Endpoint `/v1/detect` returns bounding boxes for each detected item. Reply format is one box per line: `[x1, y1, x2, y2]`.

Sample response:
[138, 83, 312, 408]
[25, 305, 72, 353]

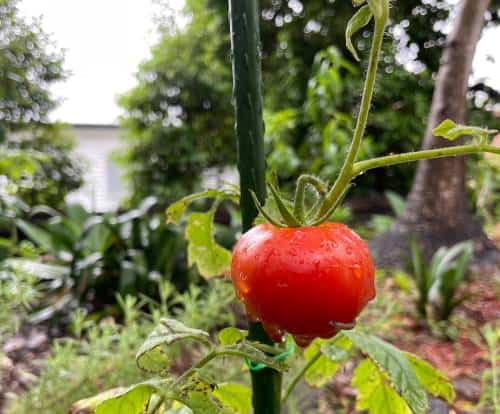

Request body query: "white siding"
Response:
[66, 125, 126, 212]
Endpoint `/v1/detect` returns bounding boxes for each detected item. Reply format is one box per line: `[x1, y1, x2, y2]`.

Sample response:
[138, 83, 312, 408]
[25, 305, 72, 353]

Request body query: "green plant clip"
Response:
[245, 340, 296, 371]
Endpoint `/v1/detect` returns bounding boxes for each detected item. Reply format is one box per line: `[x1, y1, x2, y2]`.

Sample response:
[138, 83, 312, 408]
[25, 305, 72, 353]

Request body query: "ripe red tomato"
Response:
[231, 222, 375, 347]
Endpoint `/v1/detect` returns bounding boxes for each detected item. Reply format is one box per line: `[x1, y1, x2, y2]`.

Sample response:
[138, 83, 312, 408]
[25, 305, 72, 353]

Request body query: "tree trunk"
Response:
[373, 0, 499, 268]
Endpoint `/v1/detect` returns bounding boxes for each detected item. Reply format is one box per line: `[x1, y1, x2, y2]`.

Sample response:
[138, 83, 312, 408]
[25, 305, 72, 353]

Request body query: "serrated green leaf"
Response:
[218, 328, 248, 345]
[95, 382, 161, 414]
[71, 387, 128, 413]
[181, 374, 217, 395]
[185, 212, 232, 279]
[166, 189, 239, 225]
[321, 335, 353, 362]
[346, 5, 373, 61]
[303, 339, 340, 387]
[353, 359, 412, 414]
[166, 190, 218, 225]
[136, 318, 210, 373]
[213, 383, 251, 414]
[404, 353, 455, 404]
[183, 391, 231, 414]
[169, 375, 231, 414]
[432, 119, 497, 141]
[344, 331, 428, 414]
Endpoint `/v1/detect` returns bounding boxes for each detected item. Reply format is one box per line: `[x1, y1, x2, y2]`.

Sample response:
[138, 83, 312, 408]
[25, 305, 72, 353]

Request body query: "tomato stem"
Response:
[351, 143, 500, 177]
[293, 175, 328, 224]
[317, 4, 389, 221]
[282, 350, 322, 403]
[309, 183, 352, 226]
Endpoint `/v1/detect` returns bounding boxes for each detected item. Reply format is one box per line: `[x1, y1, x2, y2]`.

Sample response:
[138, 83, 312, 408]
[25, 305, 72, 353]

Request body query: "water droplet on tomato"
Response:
[293, 230, 304, 241]
[262, 321, 284, 343]
[351, 264, 361, 279]
[239, 282, 250, 295]
[346, 246, 353, 255]
[322, 240, 339, 250]
[277, 281, 288, 288]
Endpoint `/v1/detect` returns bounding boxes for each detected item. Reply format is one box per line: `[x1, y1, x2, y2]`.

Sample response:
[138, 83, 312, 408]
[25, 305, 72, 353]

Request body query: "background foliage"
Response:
[118, 0, 499, 205]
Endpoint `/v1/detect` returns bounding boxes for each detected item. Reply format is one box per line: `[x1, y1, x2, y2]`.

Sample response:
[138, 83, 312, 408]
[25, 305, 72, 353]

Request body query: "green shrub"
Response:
[16, 198, 193, 317]
[0, 263, 39, 343]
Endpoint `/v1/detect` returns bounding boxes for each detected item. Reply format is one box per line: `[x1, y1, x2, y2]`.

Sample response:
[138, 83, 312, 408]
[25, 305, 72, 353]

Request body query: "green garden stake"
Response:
[228, 0, 283, 412]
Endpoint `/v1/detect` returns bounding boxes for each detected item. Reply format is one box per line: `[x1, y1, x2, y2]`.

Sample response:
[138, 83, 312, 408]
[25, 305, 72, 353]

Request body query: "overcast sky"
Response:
[18, 0, 500, 125]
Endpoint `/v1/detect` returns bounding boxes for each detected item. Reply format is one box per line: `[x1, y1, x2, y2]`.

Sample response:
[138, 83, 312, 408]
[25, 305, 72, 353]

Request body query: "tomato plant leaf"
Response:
[94, 382, 161, 414]
[166, 190, 235, 225]
[320, 334, 352, 361]
[346, 5, 373, 61]
[304, 339, 340, 387]
[71, 387, 128, 413]
[182, 391, 230, 414]
[404, 352, 455, 404]
[185, 211, 232, 279]
[136, 318, 210, 373]
[171, 374, 233, 414]
[352, 359, 412, 414]
[213, 383, 252, 414]
[344, 331, 428, 414]
[163, 403, 192, 414]
[432, 119, 497, 141]
[218, 327, 248, 345]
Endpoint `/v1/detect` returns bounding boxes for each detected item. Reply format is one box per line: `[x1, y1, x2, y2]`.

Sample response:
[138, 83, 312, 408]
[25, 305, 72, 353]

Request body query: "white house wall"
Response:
[66, 124, 126, 212]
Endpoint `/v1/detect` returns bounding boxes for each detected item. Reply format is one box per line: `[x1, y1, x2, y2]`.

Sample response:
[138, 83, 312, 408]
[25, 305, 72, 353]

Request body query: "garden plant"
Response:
[72, 1, 499, 413]
[407, 238, 473, 322]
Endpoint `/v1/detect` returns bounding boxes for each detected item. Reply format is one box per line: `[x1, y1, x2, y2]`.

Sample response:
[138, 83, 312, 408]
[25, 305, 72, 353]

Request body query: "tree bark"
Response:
[373, 0, 499, 268]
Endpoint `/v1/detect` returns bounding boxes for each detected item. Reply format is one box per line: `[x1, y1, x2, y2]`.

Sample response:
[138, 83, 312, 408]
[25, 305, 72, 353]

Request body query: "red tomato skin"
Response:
[231, 222, 375, 344]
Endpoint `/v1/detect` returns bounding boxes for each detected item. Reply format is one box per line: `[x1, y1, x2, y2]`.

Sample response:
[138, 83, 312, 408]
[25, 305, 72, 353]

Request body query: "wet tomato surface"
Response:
[231, 222, 376, 347]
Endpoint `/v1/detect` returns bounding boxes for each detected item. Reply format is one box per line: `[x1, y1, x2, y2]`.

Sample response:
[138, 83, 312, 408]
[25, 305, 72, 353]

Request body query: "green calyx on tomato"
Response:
[250, 174, 349, 228]
[231, 222, 376, 347]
